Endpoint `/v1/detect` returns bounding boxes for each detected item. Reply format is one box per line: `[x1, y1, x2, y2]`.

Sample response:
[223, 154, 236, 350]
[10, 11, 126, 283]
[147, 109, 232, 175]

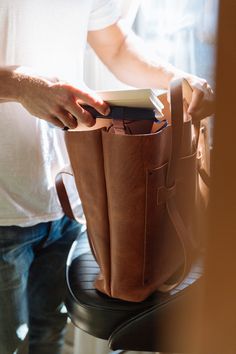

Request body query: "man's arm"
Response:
[88, 21, 214, 121]
[0, 66, 109, 128]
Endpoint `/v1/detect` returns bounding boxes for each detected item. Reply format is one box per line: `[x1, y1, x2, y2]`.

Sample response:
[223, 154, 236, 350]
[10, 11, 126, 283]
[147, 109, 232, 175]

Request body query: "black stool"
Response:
[65, 234, 202, 353]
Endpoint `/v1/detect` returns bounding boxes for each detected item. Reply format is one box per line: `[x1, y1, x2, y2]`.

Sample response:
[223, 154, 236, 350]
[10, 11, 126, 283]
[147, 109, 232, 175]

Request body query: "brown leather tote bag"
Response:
[56, 78, 207, 302]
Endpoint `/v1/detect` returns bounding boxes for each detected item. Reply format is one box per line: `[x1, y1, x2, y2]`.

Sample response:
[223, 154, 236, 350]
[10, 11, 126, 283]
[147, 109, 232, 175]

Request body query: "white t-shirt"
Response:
[0, 0, 119, 226]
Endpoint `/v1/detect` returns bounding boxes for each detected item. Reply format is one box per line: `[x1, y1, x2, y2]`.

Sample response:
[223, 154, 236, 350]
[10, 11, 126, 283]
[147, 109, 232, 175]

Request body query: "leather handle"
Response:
[55, 171, 75, 220]
[158, 78, 196, 292]
[166, 78, 185, 188]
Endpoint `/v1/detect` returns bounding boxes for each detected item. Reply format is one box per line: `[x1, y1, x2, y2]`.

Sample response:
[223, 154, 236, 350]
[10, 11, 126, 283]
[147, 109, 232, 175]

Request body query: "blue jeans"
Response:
[0, 215, 85, 354]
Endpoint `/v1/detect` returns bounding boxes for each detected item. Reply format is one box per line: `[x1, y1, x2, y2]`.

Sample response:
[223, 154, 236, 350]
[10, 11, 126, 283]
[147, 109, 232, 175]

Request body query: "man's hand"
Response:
[169, 74, 215, 122]
[185, 75, 215, 121]
[0, 66, 110, 129]
[18, 75, 110, 129]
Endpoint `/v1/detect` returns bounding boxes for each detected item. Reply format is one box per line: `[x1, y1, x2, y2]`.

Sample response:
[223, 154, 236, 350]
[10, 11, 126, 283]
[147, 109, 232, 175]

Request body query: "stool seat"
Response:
[65, 234, 203, 352]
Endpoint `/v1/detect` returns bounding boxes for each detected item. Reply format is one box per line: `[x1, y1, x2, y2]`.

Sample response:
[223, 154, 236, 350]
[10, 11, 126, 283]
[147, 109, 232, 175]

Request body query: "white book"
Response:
[97, 88, 165, 119]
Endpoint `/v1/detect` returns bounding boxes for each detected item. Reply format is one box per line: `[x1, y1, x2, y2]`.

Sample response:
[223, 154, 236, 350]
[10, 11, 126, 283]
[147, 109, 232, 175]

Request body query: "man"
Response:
[0, 1, 214, 353]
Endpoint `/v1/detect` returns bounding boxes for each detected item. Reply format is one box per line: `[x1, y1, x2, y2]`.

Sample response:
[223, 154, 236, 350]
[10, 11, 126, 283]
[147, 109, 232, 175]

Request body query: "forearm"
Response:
[88, 23, 185, 90]
[89, 22, 214, 120]
[111, 41, 214, 119]
[105, 35, 184, 89]
[0, 66, 56, 104]
[0, 66, 22, 102]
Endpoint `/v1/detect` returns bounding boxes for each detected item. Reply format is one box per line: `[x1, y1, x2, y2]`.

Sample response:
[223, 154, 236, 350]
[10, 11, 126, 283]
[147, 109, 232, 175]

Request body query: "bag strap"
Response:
[158, 78, 197, 292]
[166, 79, 184, 188]
[55, 171, 75, 220]
[112, 118, 126, 135]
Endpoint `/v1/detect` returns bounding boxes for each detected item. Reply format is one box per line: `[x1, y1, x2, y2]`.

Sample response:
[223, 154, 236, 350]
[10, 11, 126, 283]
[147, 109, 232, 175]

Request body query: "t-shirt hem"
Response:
[0, 211, 65, 227]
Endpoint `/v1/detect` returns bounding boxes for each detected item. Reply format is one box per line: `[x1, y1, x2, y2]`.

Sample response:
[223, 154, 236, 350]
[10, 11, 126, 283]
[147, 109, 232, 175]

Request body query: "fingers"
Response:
[188, 98, 215, 121]
[66, 103, 96, 127]
[187, 81, 214, 121]
[51, 83, 110, 128]
[54, 110, 78, 129]
[183, 98, 191, 122]
[67, 90, 110, 127]
[72, 88, 110, 116]
[187, 89, 204, 117]
[47, 116, 65, 129]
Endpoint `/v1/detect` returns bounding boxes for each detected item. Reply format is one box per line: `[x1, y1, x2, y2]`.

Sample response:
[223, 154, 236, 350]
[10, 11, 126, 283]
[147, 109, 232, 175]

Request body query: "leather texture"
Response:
[57, 78, 208, 302]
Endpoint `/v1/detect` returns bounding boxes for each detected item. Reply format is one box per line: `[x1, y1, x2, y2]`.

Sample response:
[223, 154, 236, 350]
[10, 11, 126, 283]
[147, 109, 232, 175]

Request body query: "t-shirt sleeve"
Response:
[88, 0, 120, 31]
